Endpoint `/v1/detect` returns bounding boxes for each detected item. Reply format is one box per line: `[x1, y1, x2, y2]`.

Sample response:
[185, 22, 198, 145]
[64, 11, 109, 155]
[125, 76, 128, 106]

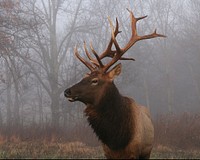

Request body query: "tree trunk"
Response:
[6, 64, 12, 127]
[13, 80, 20, 127]
[142, 71, 150, 110]
[0, 109, 3, 127]
[187, 61, 200, 103]
[38, 85, 44, 126]
[5, 64, 12, 139]
[51, 94, 60, 128]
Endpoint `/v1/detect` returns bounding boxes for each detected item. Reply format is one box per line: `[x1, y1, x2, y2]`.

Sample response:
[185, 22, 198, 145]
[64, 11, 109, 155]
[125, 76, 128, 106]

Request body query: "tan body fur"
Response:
[65, 65, 154, 159]
[103, 101, 154, 159]
[64, 9, 164, 159]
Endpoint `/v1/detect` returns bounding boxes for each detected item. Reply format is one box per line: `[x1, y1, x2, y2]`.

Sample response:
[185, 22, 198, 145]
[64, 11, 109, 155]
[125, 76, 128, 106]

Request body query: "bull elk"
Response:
[64, 9, 165, 159]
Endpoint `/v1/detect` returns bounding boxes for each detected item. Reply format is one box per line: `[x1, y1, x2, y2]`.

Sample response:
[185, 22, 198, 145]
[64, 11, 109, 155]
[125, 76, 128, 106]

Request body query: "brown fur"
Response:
[65, 8, 164, 158]
[102, 103, 154, 159]
[85, 96, 154, 159]
[65, 65, 154, 159]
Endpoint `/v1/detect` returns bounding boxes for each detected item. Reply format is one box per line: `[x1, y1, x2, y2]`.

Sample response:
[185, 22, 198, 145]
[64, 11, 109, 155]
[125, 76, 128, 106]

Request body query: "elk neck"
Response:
[84, 82, 135, 150]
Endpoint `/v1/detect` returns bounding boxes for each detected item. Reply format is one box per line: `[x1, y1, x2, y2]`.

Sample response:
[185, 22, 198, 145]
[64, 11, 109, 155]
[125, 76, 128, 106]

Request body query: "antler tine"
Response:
[109, 17, 122, 54]
[74, 46, 95, 71]
[120, 57, 135, 61]
[126, 8, 147, 36]
[74, 9, 165, 74]
[121, 9, 166, 53]
[90, 42, 104, 68]
[99, 17, 121, 59]
[102, 9, 166, 72]
[83, 41, 93, 60]
[137, 29, 167, 41]
[101, 17, 125, 72]
[83, 41, 99, 67]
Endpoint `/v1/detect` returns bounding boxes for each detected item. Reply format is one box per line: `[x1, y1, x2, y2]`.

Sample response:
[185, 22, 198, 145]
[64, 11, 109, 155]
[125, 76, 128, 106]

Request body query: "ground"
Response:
[0, 140, 199, 159]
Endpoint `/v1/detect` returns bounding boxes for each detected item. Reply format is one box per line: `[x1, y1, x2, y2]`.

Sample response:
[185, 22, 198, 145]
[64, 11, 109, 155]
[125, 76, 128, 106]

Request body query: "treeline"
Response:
[0, 0, 200, 130]
[0, 112, 200, 151]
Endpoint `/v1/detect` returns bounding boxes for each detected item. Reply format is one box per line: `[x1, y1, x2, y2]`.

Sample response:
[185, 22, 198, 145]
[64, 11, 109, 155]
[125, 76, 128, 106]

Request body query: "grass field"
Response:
[0, 113, 199, 159]
[0, 140, 200, 159]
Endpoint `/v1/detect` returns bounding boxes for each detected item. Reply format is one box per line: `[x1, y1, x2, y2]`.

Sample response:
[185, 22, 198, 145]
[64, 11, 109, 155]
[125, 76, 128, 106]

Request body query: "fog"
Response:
[0, 0, 199, 140]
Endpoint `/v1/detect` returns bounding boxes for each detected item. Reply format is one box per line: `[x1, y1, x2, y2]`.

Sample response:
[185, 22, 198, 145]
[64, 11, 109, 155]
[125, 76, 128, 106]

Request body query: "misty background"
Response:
[0, 0, 199, 141]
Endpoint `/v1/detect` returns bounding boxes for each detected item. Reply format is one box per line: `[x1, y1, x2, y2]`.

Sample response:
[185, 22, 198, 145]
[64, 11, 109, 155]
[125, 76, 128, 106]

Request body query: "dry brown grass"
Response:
[154, 112, 200, 150]
[0, 139, 104, 158]
[0, 112, 200, 158]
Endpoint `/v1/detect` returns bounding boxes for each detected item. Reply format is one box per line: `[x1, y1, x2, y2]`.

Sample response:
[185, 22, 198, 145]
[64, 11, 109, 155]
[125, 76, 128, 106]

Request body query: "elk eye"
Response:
[91, 78, 98, 86]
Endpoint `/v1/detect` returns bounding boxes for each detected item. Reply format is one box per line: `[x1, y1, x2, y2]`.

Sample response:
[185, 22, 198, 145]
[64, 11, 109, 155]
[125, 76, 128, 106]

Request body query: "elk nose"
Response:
[64, 88, 71, 97]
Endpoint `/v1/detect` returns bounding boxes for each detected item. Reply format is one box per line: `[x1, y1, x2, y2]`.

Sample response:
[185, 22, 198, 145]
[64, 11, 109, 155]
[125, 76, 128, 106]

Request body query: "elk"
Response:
[64, 9, 165, 159]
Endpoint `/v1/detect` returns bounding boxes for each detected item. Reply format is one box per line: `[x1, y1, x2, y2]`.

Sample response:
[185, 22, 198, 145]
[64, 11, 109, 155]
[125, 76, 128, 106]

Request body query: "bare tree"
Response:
[0, 0, 24, 127]
[180, 0, 200, 104]
[9, 0, 101, 127]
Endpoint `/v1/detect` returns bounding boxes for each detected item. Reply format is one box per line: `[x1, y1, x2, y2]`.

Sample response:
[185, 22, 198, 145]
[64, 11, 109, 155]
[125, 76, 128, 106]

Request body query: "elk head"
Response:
[64, 9, 166, 105]
[64, 63, 122, 105]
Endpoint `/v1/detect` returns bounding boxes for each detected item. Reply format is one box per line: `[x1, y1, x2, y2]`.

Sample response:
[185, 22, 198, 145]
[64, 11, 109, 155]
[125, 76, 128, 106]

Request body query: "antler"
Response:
[99, 18, 121, 59]
[74, 46, 95, 71]
[74, 9, 166, 73]
[101, 8, 166, 72]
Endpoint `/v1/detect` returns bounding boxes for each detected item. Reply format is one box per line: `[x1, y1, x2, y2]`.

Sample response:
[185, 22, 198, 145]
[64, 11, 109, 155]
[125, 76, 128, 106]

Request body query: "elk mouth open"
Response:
[67, 97, 78, 102]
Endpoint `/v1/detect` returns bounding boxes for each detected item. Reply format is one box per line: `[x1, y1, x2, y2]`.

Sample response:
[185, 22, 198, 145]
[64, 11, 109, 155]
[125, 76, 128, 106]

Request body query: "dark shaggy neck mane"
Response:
[84, 83, 134, 150]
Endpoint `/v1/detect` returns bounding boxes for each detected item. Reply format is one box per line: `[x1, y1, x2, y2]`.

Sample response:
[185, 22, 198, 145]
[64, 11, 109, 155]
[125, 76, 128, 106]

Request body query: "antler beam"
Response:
[74, 46, 95, 71]
[74, 9, 166, 73]
[101, 8, 166, 72]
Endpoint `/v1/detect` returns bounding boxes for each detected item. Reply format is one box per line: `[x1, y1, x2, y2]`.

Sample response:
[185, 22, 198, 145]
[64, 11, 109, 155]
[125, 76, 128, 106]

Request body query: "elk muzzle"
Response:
[64, 88, 78, 102]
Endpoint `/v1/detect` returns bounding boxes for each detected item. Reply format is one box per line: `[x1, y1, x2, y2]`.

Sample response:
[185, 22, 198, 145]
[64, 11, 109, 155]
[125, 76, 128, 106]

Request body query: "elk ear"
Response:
[107, 63, 122, 80]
